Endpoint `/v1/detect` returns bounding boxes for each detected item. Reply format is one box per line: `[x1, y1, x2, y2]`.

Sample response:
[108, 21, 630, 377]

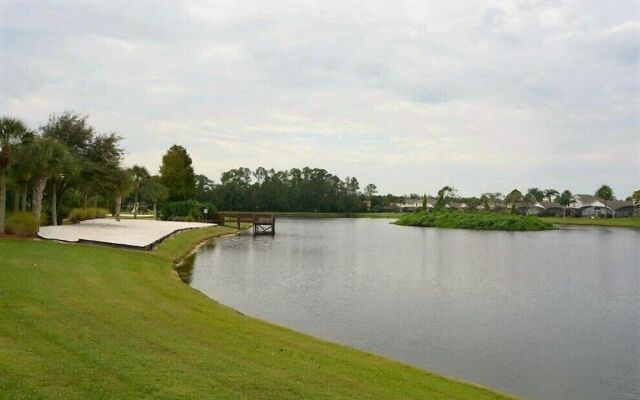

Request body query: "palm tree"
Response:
[0, 117, 28, 234]
[526, 188, 544, 202]
[505, 189, 523, 214]
[26, 137, 73, 228]
[595, 185, 614, 218]
[543, 189, 559, 202]
[10, 141, 35, 212]
[142, 178, 168, 220]
[128, 165, 150, 219]
[557, 190, 574, 218]
[113, 168, 133, 222]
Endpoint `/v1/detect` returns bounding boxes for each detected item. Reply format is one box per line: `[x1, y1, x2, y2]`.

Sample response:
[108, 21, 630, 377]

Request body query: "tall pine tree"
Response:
[159, 145, 197, 201]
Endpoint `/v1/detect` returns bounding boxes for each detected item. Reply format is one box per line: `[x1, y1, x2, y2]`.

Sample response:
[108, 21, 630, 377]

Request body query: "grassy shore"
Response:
[396, 211, 554, 231]
[540, 217, 640, 228]
[0, 227, 514, 399]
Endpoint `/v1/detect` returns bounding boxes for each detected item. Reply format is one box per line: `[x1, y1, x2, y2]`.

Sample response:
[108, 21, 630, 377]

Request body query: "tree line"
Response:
[194, 167, 377, 213]
[425, 185, 638, 211]
[2, 112, 637, 235]
[0, 113, 127, 233]
[1, 111, 378, 234]
[0, 113, 200, 233]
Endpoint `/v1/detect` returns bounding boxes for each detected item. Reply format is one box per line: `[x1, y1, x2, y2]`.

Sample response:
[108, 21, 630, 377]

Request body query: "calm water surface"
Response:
[190, 219, 640, 400]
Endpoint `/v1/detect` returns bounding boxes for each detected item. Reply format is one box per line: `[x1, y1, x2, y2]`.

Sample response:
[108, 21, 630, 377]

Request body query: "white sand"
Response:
[38, 219, 215, 249]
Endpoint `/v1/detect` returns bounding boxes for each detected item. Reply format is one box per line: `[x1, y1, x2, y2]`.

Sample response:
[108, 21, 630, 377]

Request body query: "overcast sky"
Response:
[1, 1, 638, 197]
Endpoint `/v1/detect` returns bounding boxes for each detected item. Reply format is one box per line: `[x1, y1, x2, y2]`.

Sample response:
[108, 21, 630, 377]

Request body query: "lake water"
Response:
[188, 218, 640, 400]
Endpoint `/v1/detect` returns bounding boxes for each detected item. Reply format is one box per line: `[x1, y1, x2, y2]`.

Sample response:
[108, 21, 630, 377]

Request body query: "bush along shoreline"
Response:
[68, 207, 108, 223]
[395, 210, 555, 231]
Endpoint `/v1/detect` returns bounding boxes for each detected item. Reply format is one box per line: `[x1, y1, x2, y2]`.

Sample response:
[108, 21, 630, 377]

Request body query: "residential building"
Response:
[539, 201, 566, 217]
[607, 200, 635, 217]
[572, 194, 613, 217]
[516, 202, 545, 215]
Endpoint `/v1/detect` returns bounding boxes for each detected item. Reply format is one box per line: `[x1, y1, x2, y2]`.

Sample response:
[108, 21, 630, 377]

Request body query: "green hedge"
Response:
[395, 211, 554, 231]
[6, 212, 39, 237]
[159, 200, 217, 222]
[68, 208, 108, 223]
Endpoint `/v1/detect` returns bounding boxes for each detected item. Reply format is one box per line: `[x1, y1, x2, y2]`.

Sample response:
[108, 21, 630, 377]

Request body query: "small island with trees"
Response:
[395, 210, 554, 231]
[394, 187, 554, 231]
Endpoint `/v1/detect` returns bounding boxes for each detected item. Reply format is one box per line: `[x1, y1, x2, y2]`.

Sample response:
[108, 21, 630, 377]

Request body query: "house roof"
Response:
[607, 200, 634, 210]
[574, 194, 601, 203]
[574, 194, 607, 209]
[540, 201, 564, 209]
[516, 202, 544, 208]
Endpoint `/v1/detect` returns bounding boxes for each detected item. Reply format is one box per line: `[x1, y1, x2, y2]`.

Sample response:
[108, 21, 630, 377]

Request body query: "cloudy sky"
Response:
[1, 0, 638, 197]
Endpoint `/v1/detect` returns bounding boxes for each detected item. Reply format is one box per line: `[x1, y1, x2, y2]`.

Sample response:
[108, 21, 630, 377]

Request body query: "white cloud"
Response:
[1, 0, 638, 196]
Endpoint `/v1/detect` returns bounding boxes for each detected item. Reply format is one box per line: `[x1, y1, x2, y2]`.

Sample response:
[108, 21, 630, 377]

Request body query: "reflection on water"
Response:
[176, 240, 218, 284]
[190, 219, 640, 400]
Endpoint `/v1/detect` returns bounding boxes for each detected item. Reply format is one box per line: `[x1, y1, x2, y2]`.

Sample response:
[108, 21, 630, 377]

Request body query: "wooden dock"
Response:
[217, 213, 276, 236]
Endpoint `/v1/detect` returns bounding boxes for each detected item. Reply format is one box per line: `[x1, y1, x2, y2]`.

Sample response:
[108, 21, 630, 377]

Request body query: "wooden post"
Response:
[271, 214, 276, 236]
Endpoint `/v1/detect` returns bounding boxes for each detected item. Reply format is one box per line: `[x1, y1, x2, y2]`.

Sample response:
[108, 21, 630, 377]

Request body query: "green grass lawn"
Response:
[540, 217, 640, 228]
[0, 227, 515, 399]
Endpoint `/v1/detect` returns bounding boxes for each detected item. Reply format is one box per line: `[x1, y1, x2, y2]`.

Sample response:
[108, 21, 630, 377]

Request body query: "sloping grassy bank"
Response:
[541, 217, 640, 228]
[396, 211, 554, 231]
[0, 228, 515, 399]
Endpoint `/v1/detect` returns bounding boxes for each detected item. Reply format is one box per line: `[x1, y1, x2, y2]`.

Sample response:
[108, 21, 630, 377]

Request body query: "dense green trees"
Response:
[141, 177, 169, 219]
[197, 167, 368, 213]
[1, 113, 129, 231]
[160, 145, 197, 201]
[525, 188, 544, 202]
[41, 112, 124, 218]
[27, 137, 75, 224]
[0, 118, 30, 233]
[2, 112, 637, 230]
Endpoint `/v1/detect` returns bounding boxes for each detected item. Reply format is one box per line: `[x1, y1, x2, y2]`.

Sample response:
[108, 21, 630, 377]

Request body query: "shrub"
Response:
[6, 212, 39, 237]
[395, 210, 554, 231]
[68, 207, 108, 223]
[40, 212, 50, 227]
[159, 200, 217, 222]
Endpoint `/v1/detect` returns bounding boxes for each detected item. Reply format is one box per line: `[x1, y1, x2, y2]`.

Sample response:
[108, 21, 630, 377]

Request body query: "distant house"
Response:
[398, 197, 421, 211]
[488, 201, 509, 213]
[398, 197, 435, 212]
[447, 202, 468, 211]
[607, 200, 635, 217]
[539, 201, 566, 217]
[516, 202, 545, 216]
[572, 194, 613, 217]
